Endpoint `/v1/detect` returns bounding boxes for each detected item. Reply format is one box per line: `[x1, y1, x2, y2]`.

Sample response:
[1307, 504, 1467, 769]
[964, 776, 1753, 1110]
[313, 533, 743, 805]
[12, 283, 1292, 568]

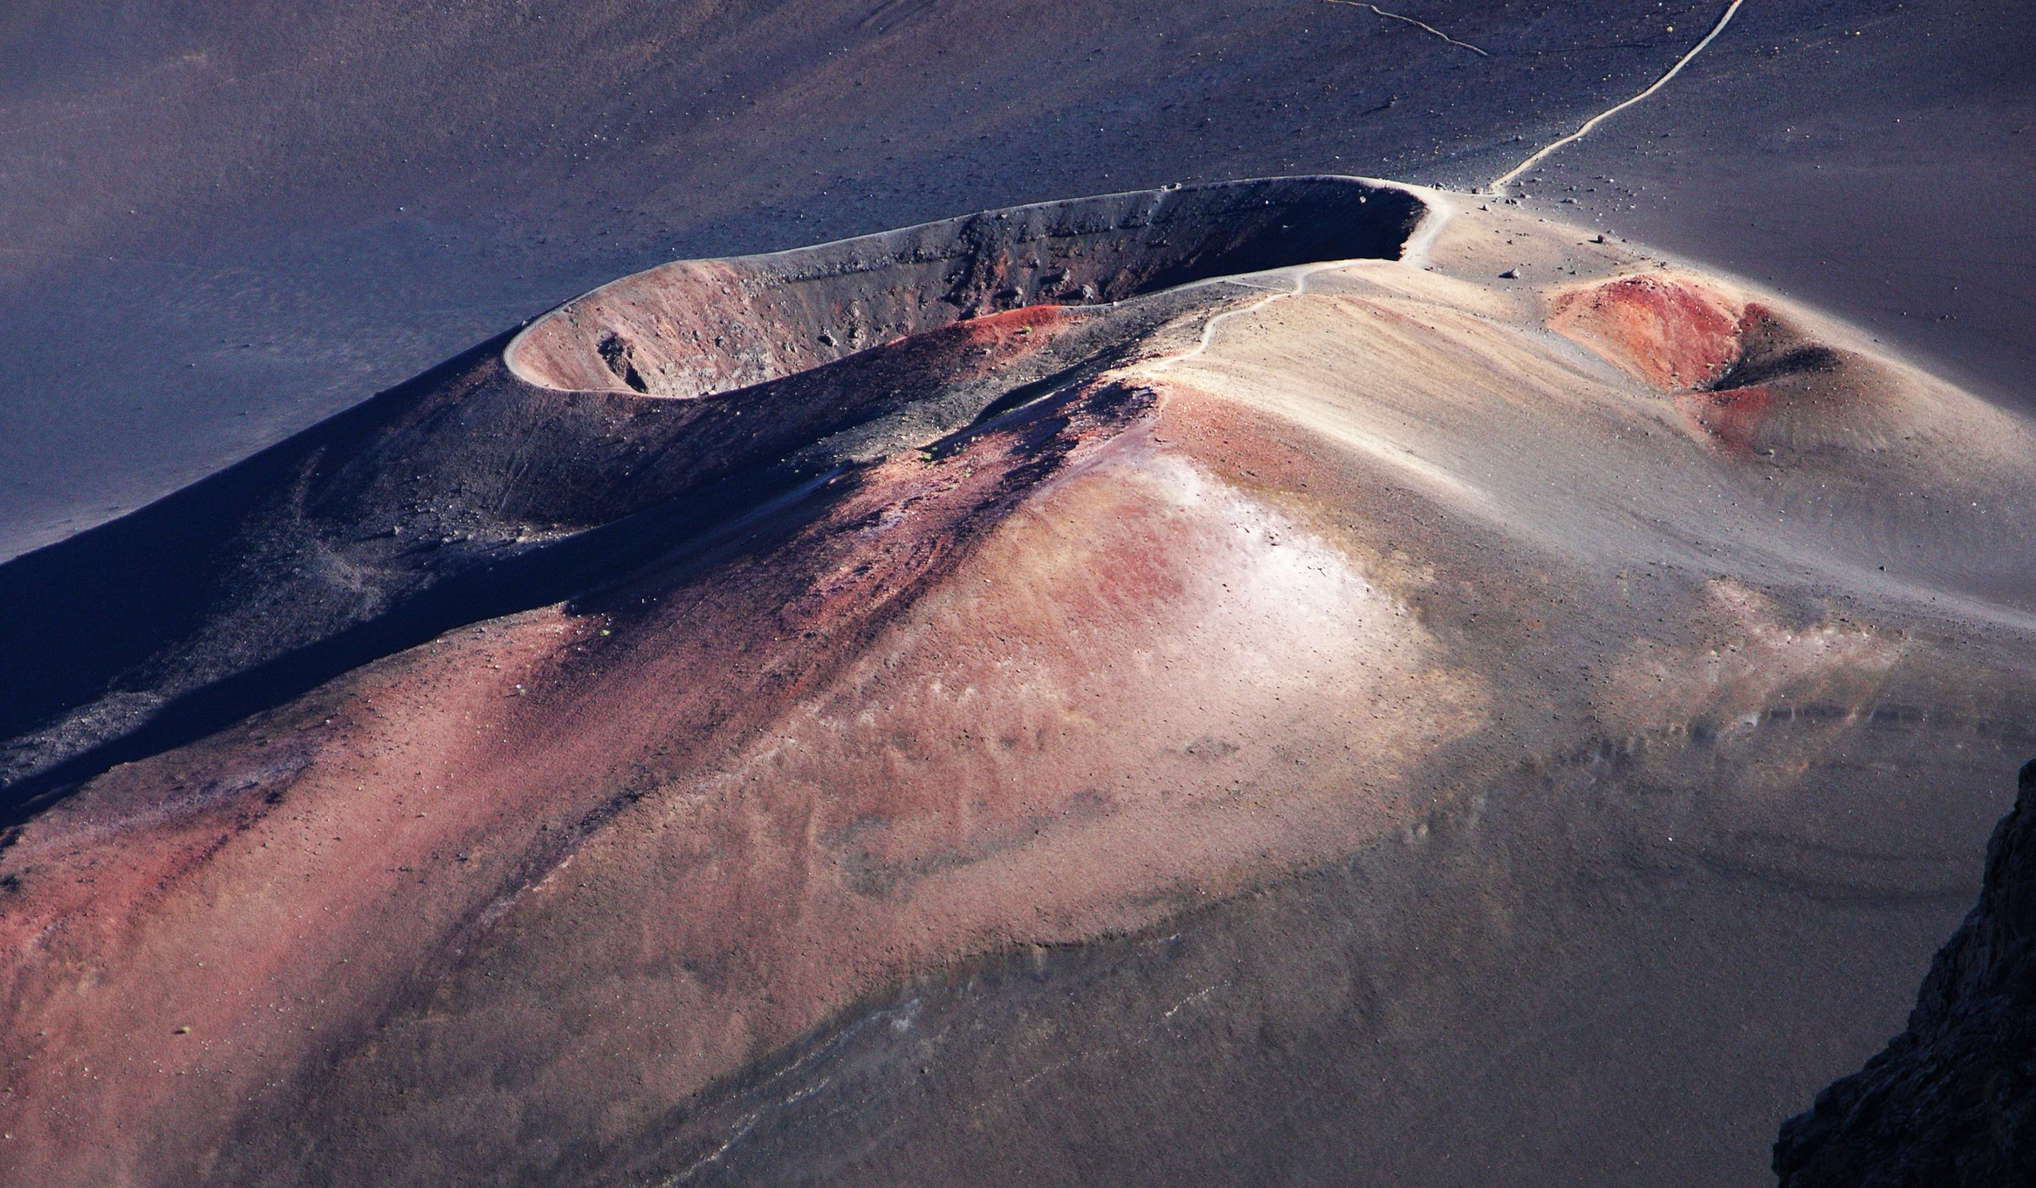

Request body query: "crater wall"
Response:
[506, 177, 1425, 396]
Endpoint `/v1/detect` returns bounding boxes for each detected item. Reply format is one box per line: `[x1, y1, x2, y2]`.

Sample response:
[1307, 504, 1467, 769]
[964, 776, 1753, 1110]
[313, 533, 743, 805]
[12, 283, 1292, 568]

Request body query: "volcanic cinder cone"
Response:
[4, 178, 2035, 1185]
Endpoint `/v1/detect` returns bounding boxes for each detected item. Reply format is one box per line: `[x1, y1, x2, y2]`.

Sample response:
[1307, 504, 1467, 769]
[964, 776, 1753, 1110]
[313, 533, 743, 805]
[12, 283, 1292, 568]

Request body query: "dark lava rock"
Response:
[1776, 759, 2036, 1186]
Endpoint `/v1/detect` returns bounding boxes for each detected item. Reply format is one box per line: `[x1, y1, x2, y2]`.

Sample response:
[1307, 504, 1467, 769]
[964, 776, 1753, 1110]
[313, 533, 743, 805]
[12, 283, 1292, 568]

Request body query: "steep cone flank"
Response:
[0, 178, 1423, 819]
[7, 182, 2036, 1185]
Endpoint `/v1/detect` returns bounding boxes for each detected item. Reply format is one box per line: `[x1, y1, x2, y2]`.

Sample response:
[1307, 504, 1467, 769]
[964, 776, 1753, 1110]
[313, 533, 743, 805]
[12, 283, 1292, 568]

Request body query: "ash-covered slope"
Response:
[1776, 760, 2036, 1186]
[0, 177, 1419, 820]
[5, 179, 2036, 1185]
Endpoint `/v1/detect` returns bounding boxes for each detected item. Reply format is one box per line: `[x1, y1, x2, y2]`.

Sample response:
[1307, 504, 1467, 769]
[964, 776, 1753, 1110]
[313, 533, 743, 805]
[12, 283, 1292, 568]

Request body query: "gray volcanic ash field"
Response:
[2, 4, 2034, 1186]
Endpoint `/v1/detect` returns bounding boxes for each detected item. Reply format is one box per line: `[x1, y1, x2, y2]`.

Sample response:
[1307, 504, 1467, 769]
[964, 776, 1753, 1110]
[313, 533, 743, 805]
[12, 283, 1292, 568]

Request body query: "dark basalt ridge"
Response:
[1777, 759, 2036, 1185]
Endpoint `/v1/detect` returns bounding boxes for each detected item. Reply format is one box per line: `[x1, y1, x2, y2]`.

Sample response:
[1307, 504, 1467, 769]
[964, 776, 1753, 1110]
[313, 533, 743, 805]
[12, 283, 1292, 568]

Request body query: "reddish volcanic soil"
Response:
[1549, 272, 1746, 390]
[5, 179, 2036, 1185]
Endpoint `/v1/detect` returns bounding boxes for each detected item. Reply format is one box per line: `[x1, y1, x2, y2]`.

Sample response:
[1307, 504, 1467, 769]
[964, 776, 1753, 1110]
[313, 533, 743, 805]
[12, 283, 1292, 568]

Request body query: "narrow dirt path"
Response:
[1486, 0, 1745, 194]
[1316, 1, 1490, 56]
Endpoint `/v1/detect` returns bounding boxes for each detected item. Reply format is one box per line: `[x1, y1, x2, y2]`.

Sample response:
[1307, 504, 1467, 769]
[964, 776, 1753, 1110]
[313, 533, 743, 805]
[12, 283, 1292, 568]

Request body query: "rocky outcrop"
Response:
[1776, 760, 2036, 1185]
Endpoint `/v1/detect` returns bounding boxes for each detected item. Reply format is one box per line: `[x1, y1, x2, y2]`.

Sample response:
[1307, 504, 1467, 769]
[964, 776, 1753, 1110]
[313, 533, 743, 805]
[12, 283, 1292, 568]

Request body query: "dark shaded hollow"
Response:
[506, 176, 1427, 397]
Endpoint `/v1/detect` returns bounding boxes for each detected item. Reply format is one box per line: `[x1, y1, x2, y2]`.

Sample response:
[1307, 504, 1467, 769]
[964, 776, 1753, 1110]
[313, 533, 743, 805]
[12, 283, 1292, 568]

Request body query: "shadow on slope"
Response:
[0, 177, 1424, 824]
